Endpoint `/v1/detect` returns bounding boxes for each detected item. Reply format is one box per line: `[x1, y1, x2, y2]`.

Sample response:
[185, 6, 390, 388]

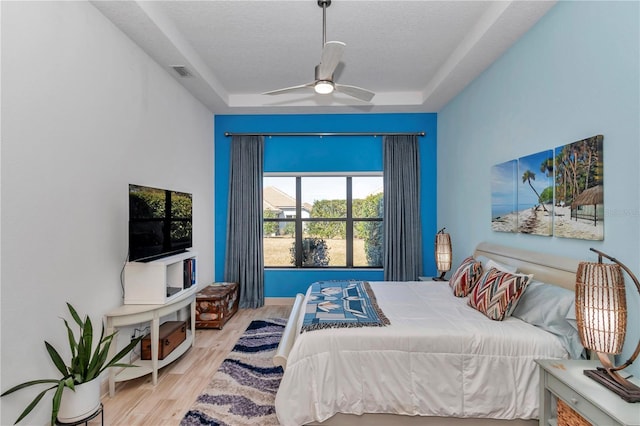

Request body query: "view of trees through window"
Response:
[263, 175, 383, 268]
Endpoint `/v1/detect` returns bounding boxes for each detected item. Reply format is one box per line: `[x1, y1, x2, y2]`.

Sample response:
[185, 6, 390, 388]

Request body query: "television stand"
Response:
[105, 286, 198, 396]
[124, 251, 197, 304]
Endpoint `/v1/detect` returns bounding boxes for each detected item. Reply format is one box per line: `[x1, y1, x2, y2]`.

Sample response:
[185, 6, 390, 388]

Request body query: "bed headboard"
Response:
[473, 242, 581, 290]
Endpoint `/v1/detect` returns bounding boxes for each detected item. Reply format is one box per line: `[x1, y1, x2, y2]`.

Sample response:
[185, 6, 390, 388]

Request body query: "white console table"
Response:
[105, 286, 198, 396]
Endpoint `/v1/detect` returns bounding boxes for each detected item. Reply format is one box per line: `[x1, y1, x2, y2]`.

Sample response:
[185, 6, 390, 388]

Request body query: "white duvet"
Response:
[275, 281, 568, 426]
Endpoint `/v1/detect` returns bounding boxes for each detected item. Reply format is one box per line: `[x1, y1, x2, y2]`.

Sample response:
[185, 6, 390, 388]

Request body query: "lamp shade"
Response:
[574, 249, 640, 403]
[434, 232, 452, 273]
[575, 261, 626, 354]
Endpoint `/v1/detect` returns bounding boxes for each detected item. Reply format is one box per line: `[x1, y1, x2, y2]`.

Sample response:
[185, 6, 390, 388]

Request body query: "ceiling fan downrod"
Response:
[318, 0, 331, 47]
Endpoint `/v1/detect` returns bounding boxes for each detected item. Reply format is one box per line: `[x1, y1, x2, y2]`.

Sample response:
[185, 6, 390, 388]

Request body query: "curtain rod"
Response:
[224, 131, 426, 137]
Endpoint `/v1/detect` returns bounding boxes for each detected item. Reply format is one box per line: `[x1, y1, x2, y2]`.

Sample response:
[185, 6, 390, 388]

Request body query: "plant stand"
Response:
[55, 403, 103, 426]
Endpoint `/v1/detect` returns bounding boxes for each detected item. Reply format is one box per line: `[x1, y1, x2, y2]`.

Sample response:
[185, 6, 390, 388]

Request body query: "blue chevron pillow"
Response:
[468, 268, 533, 321]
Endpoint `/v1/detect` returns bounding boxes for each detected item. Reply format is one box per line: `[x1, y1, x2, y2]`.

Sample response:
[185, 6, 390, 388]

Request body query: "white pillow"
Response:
[512, 280, 585, 359]
[485, 258, 518, 274]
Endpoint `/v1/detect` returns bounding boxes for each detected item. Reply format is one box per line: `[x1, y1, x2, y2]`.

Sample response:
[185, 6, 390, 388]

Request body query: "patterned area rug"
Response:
[180, 318, 286, 426]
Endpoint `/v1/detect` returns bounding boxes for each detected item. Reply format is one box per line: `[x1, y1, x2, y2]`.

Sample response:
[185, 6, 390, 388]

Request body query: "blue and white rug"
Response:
[180, 318, 286, 426]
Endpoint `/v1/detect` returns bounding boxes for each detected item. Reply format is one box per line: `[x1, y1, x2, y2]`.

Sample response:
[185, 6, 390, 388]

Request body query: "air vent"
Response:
[171, 66, 193, 78]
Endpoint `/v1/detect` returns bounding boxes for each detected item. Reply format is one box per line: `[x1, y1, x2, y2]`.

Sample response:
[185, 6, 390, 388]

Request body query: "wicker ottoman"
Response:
[195, 282, 239, 329]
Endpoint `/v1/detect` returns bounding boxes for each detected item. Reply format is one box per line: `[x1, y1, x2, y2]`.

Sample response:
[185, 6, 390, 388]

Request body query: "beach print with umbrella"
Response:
[553, 135, 604, 240]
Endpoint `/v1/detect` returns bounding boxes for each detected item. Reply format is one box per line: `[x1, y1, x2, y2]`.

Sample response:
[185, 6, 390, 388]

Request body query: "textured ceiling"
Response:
[91, 0, 556, 114]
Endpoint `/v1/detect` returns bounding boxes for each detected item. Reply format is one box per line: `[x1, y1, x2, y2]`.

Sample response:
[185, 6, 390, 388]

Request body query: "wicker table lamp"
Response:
[433, 228, 452, 281]
[576, 248, 640, 403]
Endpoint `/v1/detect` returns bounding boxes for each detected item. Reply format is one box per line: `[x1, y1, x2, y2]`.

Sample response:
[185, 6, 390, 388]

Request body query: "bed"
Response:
[273, 242, 584, 426]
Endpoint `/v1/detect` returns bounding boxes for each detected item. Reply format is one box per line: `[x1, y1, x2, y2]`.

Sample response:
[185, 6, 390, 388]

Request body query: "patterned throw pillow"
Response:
[468, 268, 533, 321]
[449, 256, 483, 297]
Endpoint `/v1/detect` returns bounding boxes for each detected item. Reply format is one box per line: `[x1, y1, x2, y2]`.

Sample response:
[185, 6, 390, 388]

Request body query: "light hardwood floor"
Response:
[99, 305, 292, 426]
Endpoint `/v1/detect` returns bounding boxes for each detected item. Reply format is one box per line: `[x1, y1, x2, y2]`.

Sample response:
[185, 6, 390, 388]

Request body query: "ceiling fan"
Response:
[262, 0, 375, 102]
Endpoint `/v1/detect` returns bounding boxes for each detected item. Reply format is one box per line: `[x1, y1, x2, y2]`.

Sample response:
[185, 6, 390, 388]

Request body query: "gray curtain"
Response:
[383, 135, 423, 281]
[224, 135, 264, 308]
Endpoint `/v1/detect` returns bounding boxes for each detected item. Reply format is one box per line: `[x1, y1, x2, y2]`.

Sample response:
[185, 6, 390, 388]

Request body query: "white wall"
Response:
[1, 2, 214, 424]
[438, 1, 639, 375]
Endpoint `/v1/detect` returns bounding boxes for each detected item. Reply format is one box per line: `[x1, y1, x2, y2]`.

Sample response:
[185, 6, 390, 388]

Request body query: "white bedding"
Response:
[275, 281, 569, 426]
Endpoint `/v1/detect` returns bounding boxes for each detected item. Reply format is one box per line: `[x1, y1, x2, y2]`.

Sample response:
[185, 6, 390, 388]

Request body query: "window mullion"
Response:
[295, 177, 303, 267]
[346, 177, 353, 267]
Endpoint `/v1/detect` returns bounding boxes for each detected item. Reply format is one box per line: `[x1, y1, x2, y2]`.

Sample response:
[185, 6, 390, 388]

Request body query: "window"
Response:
[263, 174, 383, 268]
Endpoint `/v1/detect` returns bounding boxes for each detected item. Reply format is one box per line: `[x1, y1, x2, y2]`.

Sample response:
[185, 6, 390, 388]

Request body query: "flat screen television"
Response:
[129, 184, 193, 262]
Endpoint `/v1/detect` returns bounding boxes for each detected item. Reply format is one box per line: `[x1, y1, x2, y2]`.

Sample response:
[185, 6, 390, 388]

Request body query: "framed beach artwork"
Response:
[517, 150, 554, 236]
[553, 135, 604, 240]
[491, 160, 518, 233]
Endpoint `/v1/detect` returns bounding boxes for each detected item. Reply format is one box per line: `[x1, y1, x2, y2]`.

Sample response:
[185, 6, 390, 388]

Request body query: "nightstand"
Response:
[536, 359, 640, 426]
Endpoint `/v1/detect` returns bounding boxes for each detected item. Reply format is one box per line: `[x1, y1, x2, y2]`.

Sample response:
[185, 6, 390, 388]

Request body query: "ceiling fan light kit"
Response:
[262, 0, 375, 102]
[314, 81, 335, 94]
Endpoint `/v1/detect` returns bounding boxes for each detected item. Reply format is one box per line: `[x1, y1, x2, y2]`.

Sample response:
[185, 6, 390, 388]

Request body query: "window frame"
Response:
[263, 172, 383, 269]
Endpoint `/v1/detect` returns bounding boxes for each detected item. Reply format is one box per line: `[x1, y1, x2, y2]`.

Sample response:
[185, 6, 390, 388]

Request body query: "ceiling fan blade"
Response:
[334, 84, 375, 102]
[317, 41, 345, 80]
[262, 83, 314, 96]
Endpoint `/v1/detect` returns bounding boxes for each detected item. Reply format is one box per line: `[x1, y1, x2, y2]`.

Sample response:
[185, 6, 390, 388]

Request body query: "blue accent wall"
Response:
[215, 113, 437, 297]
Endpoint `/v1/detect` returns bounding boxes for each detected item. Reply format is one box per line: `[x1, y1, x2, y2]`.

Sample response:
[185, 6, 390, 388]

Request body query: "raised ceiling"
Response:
[91, 0, 556, 114]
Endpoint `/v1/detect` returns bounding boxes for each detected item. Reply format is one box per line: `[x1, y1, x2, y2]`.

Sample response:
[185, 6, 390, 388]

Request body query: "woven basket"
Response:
[557, 399, 591, 426]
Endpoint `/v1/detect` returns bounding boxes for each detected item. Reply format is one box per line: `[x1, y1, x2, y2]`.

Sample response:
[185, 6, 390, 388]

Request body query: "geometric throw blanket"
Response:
[301, 280, 390, 332]
[180, 318, 286, 426]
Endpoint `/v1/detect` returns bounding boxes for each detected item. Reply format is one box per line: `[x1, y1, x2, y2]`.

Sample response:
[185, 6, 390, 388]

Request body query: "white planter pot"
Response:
[57, 379, 101, 423]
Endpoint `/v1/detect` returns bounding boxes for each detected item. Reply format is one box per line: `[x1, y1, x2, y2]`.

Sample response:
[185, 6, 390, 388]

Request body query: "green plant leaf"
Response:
[75, 316, 93, 380]
[45, 342, 69, 378]
[100, 332, 118, 348]
[97, 321, 106, 344]
[11, 385, 58, 425]
[99, 335, 144, 375]
[86, 343, 110, 381]
[66, 303, 83, 328]
[86, 323, 109, 380]
[109, 362, 140, 368]
[83, 316, 93, 363]
[63, 319, 78, 360]
[0, 379, 60, 396]
[51, 381, 65, 426]
[64, 377, 75, 390]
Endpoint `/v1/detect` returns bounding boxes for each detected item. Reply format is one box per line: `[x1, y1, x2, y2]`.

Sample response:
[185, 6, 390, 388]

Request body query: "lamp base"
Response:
[432, 272, 448, 281]
[584, 368, 640, 403]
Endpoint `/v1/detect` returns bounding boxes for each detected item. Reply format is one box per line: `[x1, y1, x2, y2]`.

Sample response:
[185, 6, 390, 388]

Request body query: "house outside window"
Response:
[263, 174, 383, 268]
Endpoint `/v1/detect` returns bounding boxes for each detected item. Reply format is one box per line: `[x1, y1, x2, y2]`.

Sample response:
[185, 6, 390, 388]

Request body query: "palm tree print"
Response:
[540, 157, 553, 177]
[522, 169, 548, 212]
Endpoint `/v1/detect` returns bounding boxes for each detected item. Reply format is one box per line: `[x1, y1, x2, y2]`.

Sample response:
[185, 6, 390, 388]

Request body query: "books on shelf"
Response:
[183, 258, 197, 289]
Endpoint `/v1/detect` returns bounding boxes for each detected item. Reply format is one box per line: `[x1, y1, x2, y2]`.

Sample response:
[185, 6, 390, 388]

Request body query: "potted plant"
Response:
[1, 303, 143, 425]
